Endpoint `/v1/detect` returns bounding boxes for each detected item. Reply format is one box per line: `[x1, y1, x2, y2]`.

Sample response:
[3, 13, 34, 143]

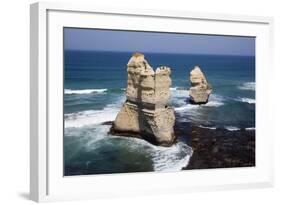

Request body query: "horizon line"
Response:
[64, 49, 255, 57]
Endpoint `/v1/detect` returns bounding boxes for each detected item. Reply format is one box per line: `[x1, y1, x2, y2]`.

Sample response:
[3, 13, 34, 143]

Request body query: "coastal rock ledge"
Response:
[110, 53, 176, 146]
[189, 66, 212, 104]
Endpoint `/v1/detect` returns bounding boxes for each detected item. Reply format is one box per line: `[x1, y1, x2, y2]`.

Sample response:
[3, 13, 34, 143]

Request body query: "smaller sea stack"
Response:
[189, 66, 212, 104]
[110, 53, 176, 146]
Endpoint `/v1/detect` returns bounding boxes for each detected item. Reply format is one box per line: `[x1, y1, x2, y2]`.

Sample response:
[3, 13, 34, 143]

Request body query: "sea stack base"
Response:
[110, 101, 176, 146]
[189, 66, 212, 104]
[189, 87, 212, 104]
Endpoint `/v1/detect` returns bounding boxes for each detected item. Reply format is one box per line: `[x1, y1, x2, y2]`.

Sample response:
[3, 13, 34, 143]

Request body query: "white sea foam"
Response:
[152, 142, 193, 171]
[199, 125, 217, 130]
[66, 123, 193, 171]
[169, 87, 178, 91]
[205, 100, 224, 107]
[64, 95, 125, 128]
[199, 126, 255, 131]
[64, 108, 118, 128]
[64, 88, 107, 94]
[170, 89, 189, 97]
[109, 136, 193, 172]
[225, 126, 240, 131]
[246, 127, 255, 130]
[174, 94, 224, 113]
[236, 97, 255, 104]
[174, 104, 195, 112]
[238, 82, 255, 91]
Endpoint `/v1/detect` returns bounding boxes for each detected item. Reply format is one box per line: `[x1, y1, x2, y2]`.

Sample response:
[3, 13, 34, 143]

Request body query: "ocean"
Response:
[64, 50, 255, 176]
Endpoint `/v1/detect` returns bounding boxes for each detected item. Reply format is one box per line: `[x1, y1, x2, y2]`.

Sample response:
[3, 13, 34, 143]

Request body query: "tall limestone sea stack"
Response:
[189, 66, 212, 104]
[110, 53, 176, 146]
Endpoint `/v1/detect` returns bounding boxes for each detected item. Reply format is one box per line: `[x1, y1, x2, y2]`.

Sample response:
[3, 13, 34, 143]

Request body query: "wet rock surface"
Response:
[175, 122, 256, 169]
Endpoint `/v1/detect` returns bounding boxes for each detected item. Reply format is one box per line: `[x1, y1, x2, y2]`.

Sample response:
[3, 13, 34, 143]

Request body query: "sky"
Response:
[64, 28, 255, 56]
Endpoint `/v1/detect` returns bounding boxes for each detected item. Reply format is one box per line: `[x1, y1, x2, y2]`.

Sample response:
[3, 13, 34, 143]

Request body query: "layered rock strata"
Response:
[110, 53, 176, 146]
[189, 66, 212, 104]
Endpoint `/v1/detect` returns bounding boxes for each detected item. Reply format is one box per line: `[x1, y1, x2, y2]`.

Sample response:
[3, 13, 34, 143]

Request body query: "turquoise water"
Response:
[64, 50, 255, 176]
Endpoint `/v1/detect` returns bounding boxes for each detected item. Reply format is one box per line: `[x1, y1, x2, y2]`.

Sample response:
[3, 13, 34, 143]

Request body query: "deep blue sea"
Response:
[64, 50, 255, 176]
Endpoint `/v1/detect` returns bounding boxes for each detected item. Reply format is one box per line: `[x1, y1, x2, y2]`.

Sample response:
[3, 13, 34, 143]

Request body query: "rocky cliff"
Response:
[189, 66, 212, 104]
[110, 53, 176, 146]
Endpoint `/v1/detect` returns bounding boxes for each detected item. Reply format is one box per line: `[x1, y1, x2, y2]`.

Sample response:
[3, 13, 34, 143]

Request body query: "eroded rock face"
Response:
[189, 66, 212, 104]
[110, 53, 176, 146]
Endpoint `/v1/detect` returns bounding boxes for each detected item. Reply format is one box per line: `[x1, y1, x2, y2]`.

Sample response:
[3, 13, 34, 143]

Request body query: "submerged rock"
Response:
[189, 66, 212, 104]
[110, 53, 176, 146]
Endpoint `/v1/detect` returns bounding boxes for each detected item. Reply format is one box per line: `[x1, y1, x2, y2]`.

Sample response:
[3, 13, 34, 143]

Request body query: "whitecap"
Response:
[64, 108, 117, 128]
[174, 94, 224, 113]
[238, 82, 255, 91]
[64, 95, 125, 128]
[174, 104, 196, 112]
[107, 136, 193, 172]
[151, 142, 193, 172]
[66, 124, 193, 171]
[236, 97, 255, 104]
[169, 87, 178, 91]
[170, 89, 189, 99]
[199, 125, 217, 130]
[205, 101, 224, 107]
[246, 127, 255, 130]
[225, 126, 240, 131]
[64, 88, 107, 94]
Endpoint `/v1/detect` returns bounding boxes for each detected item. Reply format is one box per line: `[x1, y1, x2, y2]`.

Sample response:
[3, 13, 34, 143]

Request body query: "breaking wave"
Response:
[224, 126, 240, 131]
[199, 125, 217, 130]
[64, 108, 117, 128]
[246, 127, 255, 130]
[64, 97, 124, 128]
[65, 88, 107, 94]
[198, 125, 256, 131]
[65, 124, 193, 172]
[236, 97, 255, 104]
[151, 142, 193, 171]
[174, 94, 224, 112]
[238, 82, 255, 91]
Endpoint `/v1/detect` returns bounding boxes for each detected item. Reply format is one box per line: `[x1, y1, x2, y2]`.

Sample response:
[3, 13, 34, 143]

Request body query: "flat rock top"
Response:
[132, 52, 144, 57]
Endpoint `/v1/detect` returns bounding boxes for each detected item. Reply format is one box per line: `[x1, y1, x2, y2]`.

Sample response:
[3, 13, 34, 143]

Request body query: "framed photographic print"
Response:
[30, 2, 274, 202]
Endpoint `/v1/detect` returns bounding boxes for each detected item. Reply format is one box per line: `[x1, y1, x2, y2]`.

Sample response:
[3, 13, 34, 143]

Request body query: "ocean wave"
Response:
[64, 95, 125, 128]
[174, 94, 224, 112]
[225, 126, 256, 131]
[151, 142, 193, 171]
[64, 108, 117, 128]
[65, 123, 193, 171]
[238, 82, 255, 91]
[236, 97, 255, 104]
[199, 126, 255, 131]
[224, 126, 240, 131]
[246, 127, 255, 130]
[108, 135, 193, 172]
[64, 88, 107, 94]
[199, 125, 217, 130]
[169, 87, 178, 91]
[170, 88, 189, 96]
[205, 101, 224, 107]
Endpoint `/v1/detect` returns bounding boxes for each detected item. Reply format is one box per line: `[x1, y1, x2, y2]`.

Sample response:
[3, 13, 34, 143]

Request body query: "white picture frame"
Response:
[30, 1, 274, 202]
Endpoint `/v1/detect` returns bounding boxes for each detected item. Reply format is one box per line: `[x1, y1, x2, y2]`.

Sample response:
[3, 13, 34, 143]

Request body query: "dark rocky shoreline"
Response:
[176, 123, 255, 170]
